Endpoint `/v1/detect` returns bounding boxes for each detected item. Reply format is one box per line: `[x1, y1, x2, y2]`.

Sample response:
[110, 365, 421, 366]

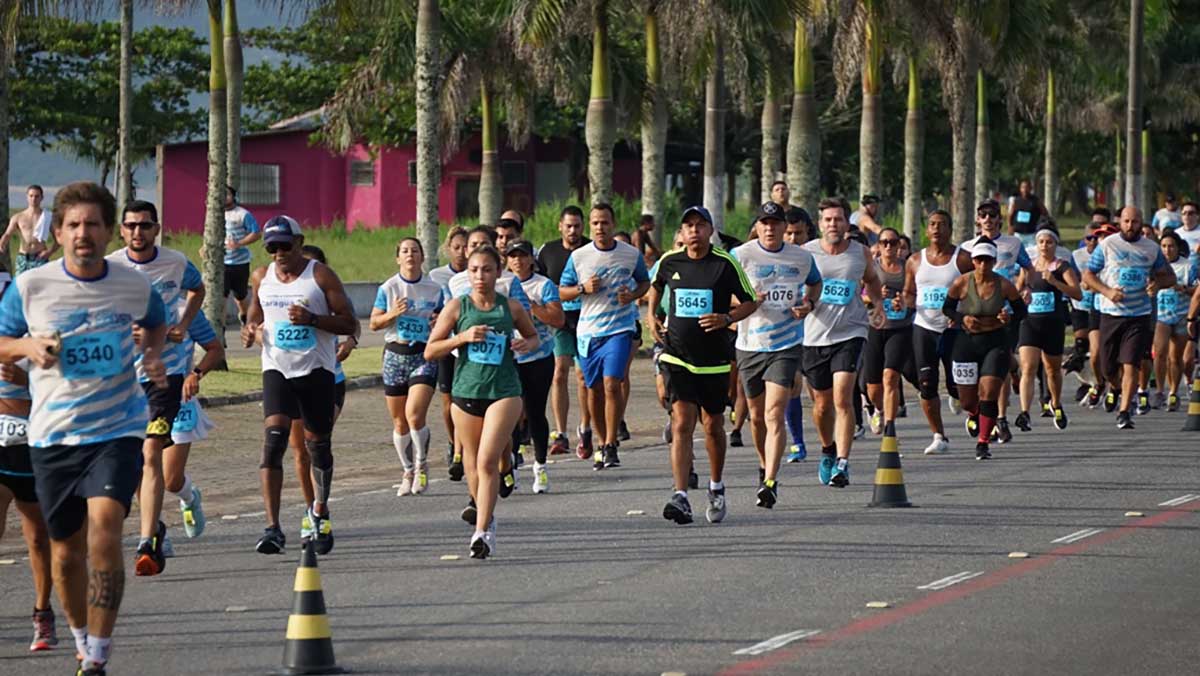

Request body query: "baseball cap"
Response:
[976, 198, 1001, 212]
[263, 215, 302, 245]
[681, 205, 713, 224]
[504, 240, 534, 257]
[971, 238, 998, 259]
[1166, 192, 1177, 202]
[755, 201, 787, 222]
[861, 194, 880, 206]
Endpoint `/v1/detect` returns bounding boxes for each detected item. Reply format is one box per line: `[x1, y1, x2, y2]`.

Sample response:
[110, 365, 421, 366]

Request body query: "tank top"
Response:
[913, 247, 960, 333]
[960, 274, 1006, 321]
[259, 259, 336, 378]
[875, 258, 912, 329]
[1027, 260, 1064, 317]
[803, 240, 869, 346]
[452, 294, 521, 400]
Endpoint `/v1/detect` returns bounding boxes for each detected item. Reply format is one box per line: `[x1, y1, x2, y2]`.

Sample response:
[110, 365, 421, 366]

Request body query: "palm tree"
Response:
[1042, 68, 1056, 214]
[902, 54, 922, 238]
[703, 25, 725, 232]
[224, 0, 242, 191]
[973, 69, 989, 207]
[858, 0, 883, 200]
[786, 17, 820, 213]
[1125, 0, 1144, 208]
[759, 72, 783, 204]
[641, 0, 667, 243]
[203, 0, 228, 337]
[117, 0, 133, 205]
[414, 0, 441, 264]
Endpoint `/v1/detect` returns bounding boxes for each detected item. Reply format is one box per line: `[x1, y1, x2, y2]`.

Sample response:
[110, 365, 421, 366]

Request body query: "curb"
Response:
[198, 375, 384, 409]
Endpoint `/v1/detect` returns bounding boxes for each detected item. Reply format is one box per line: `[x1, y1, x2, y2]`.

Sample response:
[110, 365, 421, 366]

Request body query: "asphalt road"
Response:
[2, 360, 1199, 675]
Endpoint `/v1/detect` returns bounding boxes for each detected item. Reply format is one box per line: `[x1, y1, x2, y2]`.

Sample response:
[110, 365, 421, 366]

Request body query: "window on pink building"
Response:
[350, 160, 376, 187]
[241, 163, 280, 205]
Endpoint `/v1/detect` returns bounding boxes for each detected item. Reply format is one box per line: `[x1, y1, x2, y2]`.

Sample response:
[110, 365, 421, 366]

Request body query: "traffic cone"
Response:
[867, 420, 912, 508]
[281, 541, 344, 675]
[1183, 374, 1200, 432]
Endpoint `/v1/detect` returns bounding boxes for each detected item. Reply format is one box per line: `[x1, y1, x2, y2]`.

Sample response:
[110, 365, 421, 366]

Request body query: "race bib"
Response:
[761, 284, 796, 310]
[395, 316, 430, 343]
[1116, 266, 1146, 290]
[919, 286, 948, 310]
[1016, 211, 1032, 224]
[274, 322, 316, 351]
[1157, 289, 1179, 316]
[467, 331, 506, 365]
[674, 289, 713, 317]
[173, 400, 199, 433]
[0, 414, 28, 445]
[951, 361, 979, 386]
[1079, 290, 1095, 310]
[1029, 291, 1056, 314]
[884, 300, 908, 321]
[820, 279, 857, 306]
[61, 331, 123, 380]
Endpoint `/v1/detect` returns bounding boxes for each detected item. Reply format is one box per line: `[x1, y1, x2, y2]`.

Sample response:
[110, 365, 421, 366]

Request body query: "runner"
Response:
[1015, 228, 1081, 431]
[506, 239, 564, 493]
[1007, 179, 1046, 247]
[863, 227, 918, 439]
[0, 181, 168, 676]
[241, 215, 357, 555]
[1082, 206, 1176, 429]
[425, 245, 537, 558]
[369, 238, 442, 496]
[1175, 201, 1200, 254]
[1, 185, 56, 275]
[223, 185, 261, 323]
[1065, 222, 1103, 378]
[1152, 231, 1198, 410]
[535, 206, 591, 459]
[1151, 193, 1182, 232]
[648, 206, 757, 524]
[942, 238, 1028, 459]
[430, 227, 469, 477]
[849, 194, 883, 242]
[559, 203, 650, 470]
[782, 208, 813, 461]
[105, 200, 205, 576]
[730, 202, 820, 509]
[802, 199, 885, 487]
[632, 214, 662, 266]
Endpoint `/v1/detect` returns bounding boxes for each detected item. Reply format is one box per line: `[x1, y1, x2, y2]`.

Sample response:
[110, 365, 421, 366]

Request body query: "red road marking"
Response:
[719, 502, 1200, 675]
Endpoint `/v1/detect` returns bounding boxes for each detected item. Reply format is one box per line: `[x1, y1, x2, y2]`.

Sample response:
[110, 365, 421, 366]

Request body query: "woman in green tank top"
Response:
[426, 246, 537, 559]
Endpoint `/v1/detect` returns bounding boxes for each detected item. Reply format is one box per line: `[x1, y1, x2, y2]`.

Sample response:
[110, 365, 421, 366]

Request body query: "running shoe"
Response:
[448, 453, 464, 482]
[1153, 391, 1167, 410]
[134, 521, 167, 576]
[975, 442, 991, 460]
[996, 418, 1013, 444]
[1136, 391, 1151, 416]
[898, 403, 908, 418]
[965, 414, 979, 437]
[758, 466, 765, 485]
[706, 488, 727, 523]
[786, 443, 807, 462]
[662, 419, 673, 444]
[469, 530, 495, 559]
[1168, 392, 1180, 412]
[514, 445, 525, 469]
[1074, 384, 1091, 404]
[255, 526, 286, 554]
[1014, 411, 1032, 432]
[617, 420, 631, 441]
[1040, 400, 1053, 418]
[818, 455, 835, 485]
[729, 429, 743, 447]
[398, 470, 415, 496]
[829, 459, 850, 488]
[1086, 387, 1102, 408]
[499, 467, 517, 498]
[947, 395, 962, 415]
[1104, 391, 1118, 413]
[923, 434, 948, 455]
[532, 463, 549, 494]
[29, 608, 56, 652]
[576, 426, 593, 460]
[413, 466, 429, 495]
[161, 535, 175, 559]
[1053, 406, 1068, 430]
[1063, 350, 1086, 374]
[445, 441, 455, 466]
[663, 492, 693, 525]
[1117, 410, 1135, 430]
[853, 424, 866, 439]
[756, 479, 778, 509]
[603, 444, 621, 468]
[300, 511, 314, 540]
[180, 486, 205, 538]
[76, 665, 106, 676]
[549, 432, 569, 455]
[868, 409, 882, 435]
[592, 449, 604, 471]
[461, 499, 477, 525]
[688, 468, 699, 489]
[308, 509, 334, 555]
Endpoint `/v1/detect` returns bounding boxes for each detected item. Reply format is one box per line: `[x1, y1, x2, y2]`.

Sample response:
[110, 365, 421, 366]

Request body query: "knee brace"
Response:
[917, 367, 938, 400]
[260, 426, 288, 470]
[979, 400, 999, 418]
[305, 437, 333, 470]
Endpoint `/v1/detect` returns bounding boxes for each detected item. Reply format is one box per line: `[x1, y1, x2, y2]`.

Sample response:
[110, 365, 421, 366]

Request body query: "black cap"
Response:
[861, 194, 880, 205]
[504, 239, 534, 257]
[976, 198, 1001, 212]
[1166, 192, 1177, 202]
[755, 201, 787, 223]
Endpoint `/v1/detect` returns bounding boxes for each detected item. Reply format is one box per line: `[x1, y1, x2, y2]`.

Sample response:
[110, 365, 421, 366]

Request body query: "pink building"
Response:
[156, 113, 643, 233]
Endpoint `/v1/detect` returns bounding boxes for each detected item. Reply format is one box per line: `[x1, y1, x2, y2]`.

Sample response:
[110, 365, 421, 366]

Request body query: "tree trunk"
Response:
[760, 81, 782, 203]
[1043, 69, 1057, 216]
[703, 30, 726, 235]
[1, 39, 11, 243]
[903, 56, 923, 240]
[117, 0, 133, 206]
[204, 1, 229, 338]
[945, 23, 978, 242]
[1140, 128, 1149, 210]
[478, 81, 502, 224]
[858, 0, 883, 201]
[224, 0, 243, 192]
[787, 19, 820, 214]
[974, 69, 990, 207]
[585, 1, 615, 204]
[1124, 0, 1144, 209]
[1113, 130, 1123, 208]
[641, 7, 667, 247]
[415, 0, 441, 269]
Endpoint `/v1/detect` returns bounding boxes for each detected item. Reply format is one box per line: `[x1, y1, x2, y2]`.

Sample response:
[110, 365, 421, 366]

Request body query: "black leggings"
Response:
[515, 356, 555, 463]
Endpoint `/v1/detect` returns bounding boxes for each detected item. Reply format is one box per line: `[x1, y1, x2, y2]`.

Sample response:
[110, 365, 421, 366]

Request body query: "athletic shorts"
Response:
[554, 330, 577, 358]
[578, 332, 634, 388]
[863, 327, 916, 385]
[802, 338, 865, 392]
[143, 375, 185, 442]
[31, 437, 143, 540]
[335, 381, 346, 410]
[1070, 310, 1091, 332]
[452, 396, 508, 418]
[736, 346, 802, 399]
[1159, 319, 1189, 337]
[262, 368, 336, 435]
[0, 443, 37, 503]
[912, 326, 959, 400]
[382, 344, 438, 397]
[662, 362, 729, 416]
[951, 329, 1012, 385]
[1018, 317, 1066, 356]
[1099, 314, 1155, 368]
[224, 262, 250, 301]
[170, 399, 215, 446]
[1088, 309, 1102, 332]
[16, 253, 48, 276]
[436, 355, 456, 394]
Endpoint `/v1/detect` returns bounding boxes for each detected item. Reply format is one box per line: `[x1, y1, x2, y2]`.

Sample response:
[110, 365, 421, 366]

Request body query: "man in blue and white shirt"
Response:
[223, 185, 261, 322]
[0, 181, 167, 676]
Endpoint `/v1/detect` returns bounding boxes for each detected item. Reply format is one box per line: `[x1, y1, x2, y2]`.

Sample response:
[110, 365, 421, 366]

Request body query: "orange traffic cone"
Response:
[281, 542, 344, 675]
[867, 420, 912, 508]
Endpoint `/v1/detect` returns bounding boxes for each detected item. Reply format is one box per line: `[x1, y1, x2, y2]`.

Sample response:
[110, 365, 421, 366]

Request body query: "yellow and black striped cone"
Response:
[1182, 376, 1200, 431]
[867, 421, 912, 508]
[280, 541, 344, 675]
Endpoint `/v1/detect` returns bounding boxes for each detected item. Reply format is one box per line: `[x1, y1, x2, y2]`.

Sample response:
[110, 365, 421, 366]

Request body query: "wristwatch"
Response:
[192, 367, 204, 380]
[309, 313, 319, 327]
[722, 313, 733, 327]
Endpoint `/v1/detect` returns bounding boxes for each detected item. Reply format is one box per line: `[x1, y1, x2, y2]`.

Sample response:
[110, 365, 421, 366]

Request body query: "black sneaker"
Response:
[1086, 387, 1102, 408]
[729, 429, 743, 447]
[135, 521, 167, 575]
[448, 454, 464, 482]
[1117, 410, 1135, 429]
[76, 665, 106, 676]
[514, 447, 525, 469]
[617, 420, 631, 441]
[898, 403, 908, 418]
[1104, 391, 1119, 413]
[255, 526, 286, 554]
[995, 418, 1013, 444]
[498, 468, 517, 498]
[663, 493, 693, 525]
[756, 480, 778, 509]
[1014, 411, 1032, 432]
[602, 444, 621, 468]
[965, 414, 979, 437]
[309, 509, 334, 555]
[592, 448, 604, 471]
[1063, 350, 1086, 374]
[975, 442, 992, 460]
[1136, 391, 1151, 416]
[688, 467, 699, 489]
[1074, 384, 1091, 403]
[1053, 406, 1068, 430]
[461, 499, 477, 525]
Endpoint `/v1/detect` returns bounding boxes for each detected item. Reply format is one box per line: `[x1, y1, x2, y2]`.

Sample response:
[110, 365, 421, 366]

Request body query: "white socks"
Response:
[410, 427, 430, 468]
[71, 626, 88, 658]
[83, 635, 111, 669]
[393, 430, 413, 472]
[172, 475, 194, 504]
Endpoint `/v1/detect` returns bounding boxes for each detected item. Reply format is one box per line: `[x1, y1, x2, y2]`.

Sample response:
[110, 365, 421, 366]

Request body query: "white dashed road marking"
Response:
[1158, 494, 1199, 507]
[1051, 528, 1105, 544]
[732, 629, 821, 656]
[917, 571, 985, 591]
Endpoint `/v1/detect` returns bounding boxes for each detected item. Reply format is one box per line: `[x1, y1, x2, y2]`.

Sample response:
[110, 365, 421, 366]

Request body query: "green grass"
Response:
[199, 346, 382, 398]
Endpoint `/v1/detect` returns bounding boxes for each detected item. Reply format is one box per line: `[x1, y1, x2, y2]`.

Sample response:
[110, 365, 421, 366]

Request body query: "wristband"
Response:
[309, 313, 319, 327]
[192, 367, 204, 380]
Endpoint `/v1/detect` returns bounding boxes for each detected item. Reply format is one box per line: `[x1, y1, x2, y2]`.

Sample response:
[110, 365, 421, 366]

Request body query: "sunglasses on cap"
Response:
[265, 241, 294, 254]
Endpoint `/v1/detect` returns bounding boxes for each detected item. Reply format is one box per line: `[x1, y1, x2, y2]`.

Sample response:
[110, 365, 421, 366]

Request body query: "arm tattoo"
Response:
[88, 569, 125, 611]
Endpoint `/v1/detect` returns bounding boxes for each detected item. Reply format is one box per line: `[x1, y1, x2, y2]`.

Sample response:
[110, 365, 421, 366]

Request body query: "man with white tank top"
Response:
[242, 216, 357, 556]
[802, 198, 885, 488]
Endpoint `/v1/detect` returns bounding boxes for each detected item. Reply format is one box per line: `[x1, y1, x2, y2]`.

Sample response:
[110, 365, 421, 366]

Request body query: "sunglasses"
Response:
[1183, 210, 1199, 216]
[977, 211, 1000, 219]
[121, 221, 158, 230]
[1084, 235, 1097, 241]
[265, 241, 294, 254]
[878, 239, 900, 247]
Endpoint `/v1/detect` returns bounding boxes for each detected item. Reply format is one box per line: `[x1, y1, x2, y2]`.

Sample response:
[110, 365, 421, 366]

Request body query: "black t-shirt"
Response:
[1010, 195, 1041, 234]
[653, 246, 755, 369]
[537, 237, 590, 331]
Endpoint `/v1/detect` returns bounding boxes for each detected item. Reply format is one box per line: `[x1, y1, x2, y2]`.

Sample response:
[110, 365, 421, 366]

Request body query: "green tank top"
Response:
[452, 293, 522, 400]
[960, 274, 1006, 318]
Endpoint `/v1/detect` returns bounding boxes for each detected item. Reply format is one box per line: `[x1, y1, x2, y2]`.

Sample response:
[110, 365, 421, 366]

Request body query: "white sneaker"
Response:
[411, 466, 428, 495]
[470, 529, 496, 559]
[947, 395, 962, 415]
[397, 470, 414, 497]
[923, 434, 949, 455]
[853, 424, 866, 440]
[868, 410, 882, 435]
[532, 463, 549, 494]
